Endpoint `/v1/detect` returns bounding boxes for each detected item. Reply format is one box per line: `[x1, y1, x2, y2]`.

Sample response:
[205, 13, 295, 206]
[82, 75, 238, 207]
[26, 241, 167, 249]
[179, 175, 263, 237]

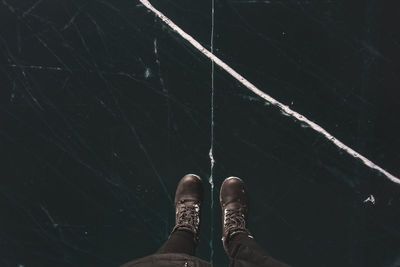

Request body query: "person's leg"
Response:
[226, 233, 290, 267]
[156, 174, 204, 256]
[226, 233, 266, 258]
[220, 177, 291, 267]
[120, 174, 204, 267]
[155, 230, 196, 256]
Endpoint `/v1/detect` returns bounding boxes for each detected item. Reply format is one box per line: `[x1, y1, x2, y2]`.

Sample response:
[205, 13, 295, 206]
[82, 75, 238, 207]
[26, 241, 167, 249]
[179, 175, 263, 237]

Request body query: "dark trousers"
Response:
[156, 230, 290, 267]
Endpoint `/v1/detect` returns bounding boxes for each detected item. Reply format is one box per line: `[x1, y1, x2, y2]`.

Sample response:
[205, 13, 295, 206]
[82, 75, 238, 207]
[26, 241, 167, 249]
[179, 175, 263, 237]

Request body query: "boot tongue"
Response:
[224, 201, 244, 210]
[176, 196, 200, 205]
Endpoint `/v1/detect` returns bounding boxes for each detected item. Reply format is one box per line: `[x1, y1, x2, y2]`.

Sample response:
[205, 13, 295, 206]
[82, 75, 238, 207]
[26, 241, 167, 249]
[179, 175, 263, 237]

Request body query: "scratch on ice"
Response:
[364, 195, 375, 205]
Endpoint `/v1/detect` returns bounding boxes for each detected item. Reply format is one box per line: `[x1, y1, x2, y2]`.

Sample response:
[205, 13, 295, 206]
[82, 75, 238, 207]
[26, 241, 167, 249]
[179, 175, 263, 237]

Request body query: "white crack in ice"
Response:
[138, 0, 400, 185]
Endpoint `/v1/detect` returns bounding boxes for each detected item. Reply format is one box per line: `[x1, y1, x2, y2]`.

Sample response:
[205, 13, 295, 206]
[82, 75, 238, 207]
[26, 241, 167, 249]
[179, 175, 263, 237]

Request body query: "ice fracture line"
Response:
[138, 0, 400, 186]
[209, 0, 216, 262]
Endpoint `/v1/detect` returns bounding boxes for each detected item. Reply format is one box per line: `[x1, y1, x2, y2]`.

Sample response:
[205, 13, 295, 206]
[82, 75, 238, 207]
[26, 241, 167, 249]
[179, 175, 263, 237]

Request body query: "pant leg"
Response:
[226, 233, 291, 267]
[155, 230, 196, 256]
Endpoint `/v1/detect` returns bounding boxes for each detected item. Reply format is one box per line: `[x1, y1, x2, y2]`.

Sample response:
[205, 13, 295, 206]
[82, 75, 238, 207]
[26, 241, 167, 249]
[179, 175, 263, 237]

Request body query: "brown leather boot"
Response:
[220, 176, 252, 252]
[171, 174, 204, 243]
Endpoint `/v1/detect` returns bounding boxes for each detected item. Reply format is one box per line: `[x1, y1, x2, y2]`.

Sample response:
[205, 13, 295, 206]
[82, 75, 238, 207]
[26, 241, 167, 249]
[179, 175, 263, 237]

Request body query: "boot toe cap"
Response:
[174, 174, 204, 204]
[220, 176, 247, 206]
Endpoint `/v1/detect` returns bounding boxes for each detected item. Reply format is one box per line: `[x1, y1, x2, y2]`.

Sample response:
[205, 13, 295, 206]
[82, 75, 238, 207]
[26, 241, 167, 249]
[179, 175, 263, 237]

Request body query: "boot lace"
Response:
[173, 202, 200, 235]
[224, 209, 247, 233]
